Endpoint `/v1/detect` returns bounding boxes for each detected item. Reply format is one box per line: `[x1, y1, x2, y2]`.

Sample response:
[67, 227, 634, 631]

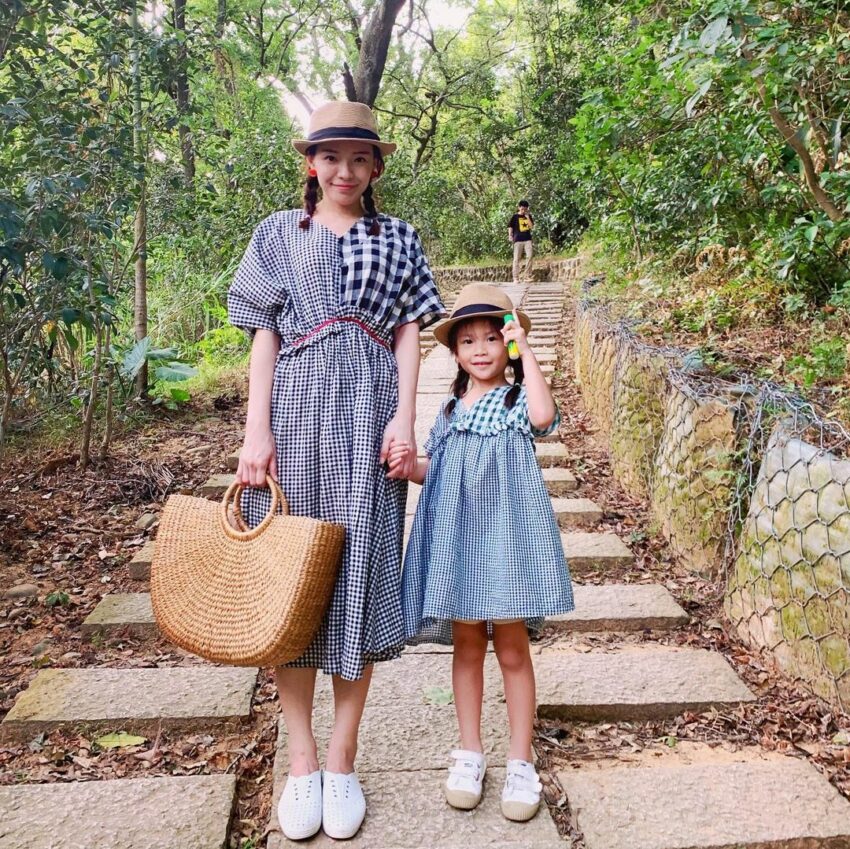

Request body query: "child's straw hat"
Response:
[292, 101, 397, 156]
[434, 284, 531, 347]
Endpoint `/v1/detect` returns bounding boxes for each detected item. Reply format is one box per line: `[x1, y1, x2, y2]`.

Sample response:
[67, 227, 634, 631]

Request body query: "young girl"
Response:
[389, 283, 574, 823]
[228, 101, 444, 841]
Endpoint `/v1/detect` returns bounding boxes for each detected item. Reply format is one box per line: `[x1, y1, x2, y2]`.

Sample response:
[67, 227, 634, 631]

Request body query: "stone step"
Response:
[267, 663, 560, 848]
[542, 466, 578, 495]
[225, 449, 239, 471]
[558, 752, 850, 849]
[551, 497, 602, 528]
[82, 593, 156, 638]
[128, 541, 155, 580]
[268, 769, 560, 848]
[535, 441, 569, 467]
[535, 645, 754, 721]
[561, 531, 633, 572]
[0, 775, 237, 849]
[547, 583, 688, 631]
[197, 473, 235, 498]
[0, 666, 257, 741]
[536, 430, 563, 443]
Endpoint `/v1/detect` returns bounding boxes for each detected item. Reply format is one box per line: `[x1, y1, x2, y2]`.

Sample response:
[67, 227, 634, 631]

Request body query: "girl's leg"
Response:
[451, 621, 489, 752]
[275, 666, 320, 776]
[492, 622, 536, 762]
[326, 664, 373, 773]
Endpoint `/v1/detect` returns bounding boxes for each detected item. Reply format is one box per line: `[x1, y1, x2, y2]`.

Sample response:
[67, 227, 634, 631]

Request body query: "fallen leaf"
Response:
[95, 732, 147, 749]
[423, 685, 454, 705]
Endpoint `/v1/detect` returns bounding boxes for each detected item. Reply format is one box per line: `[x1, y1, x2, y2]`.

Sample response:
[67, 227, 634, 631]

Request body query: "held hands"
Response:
[501, 318, 532, 358]
[386, 440, 413, 479]
[380, 415, 417, 480]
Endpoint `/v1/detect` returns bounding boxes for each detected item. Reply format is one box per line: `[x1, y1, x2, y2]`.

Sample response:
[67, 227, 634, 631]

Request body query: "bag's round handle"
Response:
[220, 475, 289, 540]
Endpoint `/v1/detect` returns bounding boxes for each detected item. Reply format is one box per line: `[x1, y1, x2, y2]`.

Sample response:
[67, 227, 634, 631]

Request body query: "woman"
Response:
[228, 101, 444, 840]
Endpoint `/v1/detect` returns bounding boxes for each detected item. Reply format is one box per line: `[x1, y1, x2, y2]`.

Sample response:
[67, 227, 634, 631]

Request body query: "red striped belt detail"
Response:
[290, 317, 391, 351]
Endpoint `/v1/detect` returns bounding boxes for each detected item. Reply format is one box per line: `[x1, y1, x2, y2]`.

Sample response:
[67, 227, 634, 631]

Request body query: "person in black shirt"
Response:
[508, 200, 534, 283]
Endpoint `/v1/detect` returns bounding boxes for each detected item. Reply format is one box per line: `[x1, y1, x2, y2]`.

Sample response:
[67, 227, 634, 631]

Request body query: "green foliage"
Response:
[44, 590, 70, 608]
[4, 0, 849, 451]
[788, 338, 848, 386]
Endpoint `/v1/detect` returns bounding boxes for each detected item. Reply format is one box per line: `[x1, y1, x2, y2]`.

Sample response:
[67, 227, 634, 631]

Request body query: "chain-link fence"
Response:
[575, 277, 850, 710]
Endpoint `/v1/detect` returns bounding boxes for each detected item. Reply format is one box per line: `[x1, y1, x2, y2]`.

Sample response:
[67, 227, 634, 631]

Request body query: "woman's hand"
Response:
[236, 426, 278, 488]
[380, 415, 417, 479]
[501, 318, 532, 358]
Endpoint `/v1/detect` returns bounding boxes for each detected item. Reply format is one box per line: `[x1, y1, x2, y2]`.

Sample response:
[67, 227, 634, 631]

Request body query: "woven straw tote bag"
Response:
[151, 476, 345, 666]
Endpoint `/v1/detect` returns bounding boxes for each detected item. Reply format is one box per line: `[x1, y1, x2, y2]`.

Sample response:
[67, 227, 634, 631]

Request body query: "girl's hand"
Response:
[501, 319, 532, 358]
[386, 441, 412, 478]
[381, 416, 417, 479]
[236, 426, 278, 488]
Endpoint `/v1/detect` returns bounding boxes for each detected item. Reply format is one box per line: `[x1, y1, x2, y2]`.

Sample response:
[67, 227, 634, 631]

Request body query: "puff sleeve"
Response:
[227, 213, 290, 335]
[395, 227, 445, 330]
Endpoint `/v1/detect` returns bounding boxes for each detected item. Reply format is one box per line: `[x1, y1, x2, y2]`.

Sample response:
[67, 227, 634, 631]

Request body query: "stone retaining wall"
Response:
[726, 425, 850, 709]
[434, 257, 581, 291]
[574, 296, 850, 709]
[575, 307, 740, 578]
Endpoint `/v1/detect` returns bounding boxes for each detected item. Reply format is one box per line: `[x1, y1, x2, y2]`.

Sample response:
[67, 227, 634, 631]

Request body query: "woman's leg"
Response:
[326, 665, 373, 773]
[492, 622, 536, 761]
[451, 621, 489, 752]
[275, 667, 320, 776]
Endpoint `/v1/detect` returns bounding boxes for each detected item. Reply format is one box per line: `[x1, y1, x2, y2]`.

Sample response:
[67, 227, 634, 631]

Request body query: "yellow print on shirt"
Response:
[517, 215, 531, 233]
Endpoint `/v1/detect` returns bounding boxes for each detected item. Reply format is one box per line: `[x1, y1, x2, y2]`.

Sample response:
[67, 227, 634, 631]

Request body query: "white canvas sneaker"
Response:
[322, 770, 367, 839]
[501, 759, 542, 822]
[277, 770, 322, 840]
[444, 749, 487, 810]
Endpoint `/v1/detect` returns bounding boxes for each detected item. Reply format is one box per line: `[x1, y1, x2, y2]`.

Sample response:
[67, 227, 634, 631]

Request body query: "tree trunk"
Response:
[215, 0, 227, 38]
[174, 0, 195, 188]
[79, 321, 102, 471]
[131, 2, 148, 397]
[99, 324, 114, 460]
[346, 0, 406, 105]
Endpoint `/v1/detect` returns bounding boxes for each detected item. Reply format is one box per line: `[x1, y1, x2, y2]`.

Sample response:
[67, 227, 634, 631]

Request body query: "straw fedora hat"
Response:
[434, 284, 531, 347]
[292, 101, 397, 156]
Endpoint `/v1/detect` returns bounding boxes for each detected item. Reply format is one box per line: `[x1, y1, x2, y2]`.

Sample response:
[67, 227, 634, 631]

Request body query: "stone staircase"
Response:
[2, 279, 849, 848]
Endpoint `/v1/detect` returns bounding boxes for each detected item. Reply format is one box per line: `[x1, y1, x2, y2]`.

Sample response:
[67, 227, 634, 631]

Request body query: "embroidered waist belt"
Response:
[288, 316, 391, 352]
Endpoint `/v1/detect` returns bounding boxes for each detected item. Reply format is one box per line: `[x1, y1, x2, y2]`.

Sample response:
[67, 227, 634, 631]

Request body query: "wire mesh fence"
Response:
[575, 276, 850, 710]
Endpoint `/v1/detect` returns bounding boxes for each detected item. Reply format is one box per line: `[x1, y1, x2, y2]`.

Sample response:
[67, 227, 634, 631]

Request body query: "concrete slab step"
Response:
[535, 442, 569, 467]
[561, 531, 633, 572]
[543, 466, 578, 495]
[559, 752, 850, 849]
[547, 583, 688, 631]
[0, 775, 237, 849]
[197, 473, 235, 498]
[268, 768, 560, 848]
[551, 497, 602, 528]
[0, 666, 257, 741]
[273, 698, 509, 775]
[535, 645, 754, 720]
[128, 541, 155, 580]
[82, 593, 156, 638]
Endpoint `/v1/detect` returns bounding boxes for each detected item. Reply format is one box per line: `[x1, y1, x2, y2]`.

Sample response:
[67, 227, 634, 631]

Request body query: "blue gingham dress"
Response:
[228, 209, 444, 679]
[402, 385, 574, 644]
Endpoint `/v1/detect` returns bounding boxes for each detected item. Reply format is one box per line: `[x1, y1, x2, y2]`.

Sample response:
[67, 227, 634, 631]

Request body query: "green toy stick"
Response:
[503, 313, 520, 360]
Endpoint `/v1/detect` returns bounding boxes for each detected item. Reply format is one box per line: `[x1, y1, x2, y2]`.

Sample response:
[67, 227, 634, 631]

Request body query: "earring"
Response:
[308, 167, 317, 177]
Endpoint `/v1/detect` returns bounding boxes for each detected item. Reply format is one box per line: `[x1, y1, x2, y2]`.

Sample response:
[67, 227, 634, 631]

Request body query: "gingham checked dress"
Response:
[228, 209, 444, 679]
[402, 385, 575, 644]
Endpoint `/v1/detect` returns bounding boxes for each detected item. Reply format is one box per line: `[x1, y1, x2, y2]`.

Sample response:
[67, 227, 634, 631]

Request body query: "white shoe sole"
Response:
[445, 783, 483, 810]
[501, 797, 540, 822]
